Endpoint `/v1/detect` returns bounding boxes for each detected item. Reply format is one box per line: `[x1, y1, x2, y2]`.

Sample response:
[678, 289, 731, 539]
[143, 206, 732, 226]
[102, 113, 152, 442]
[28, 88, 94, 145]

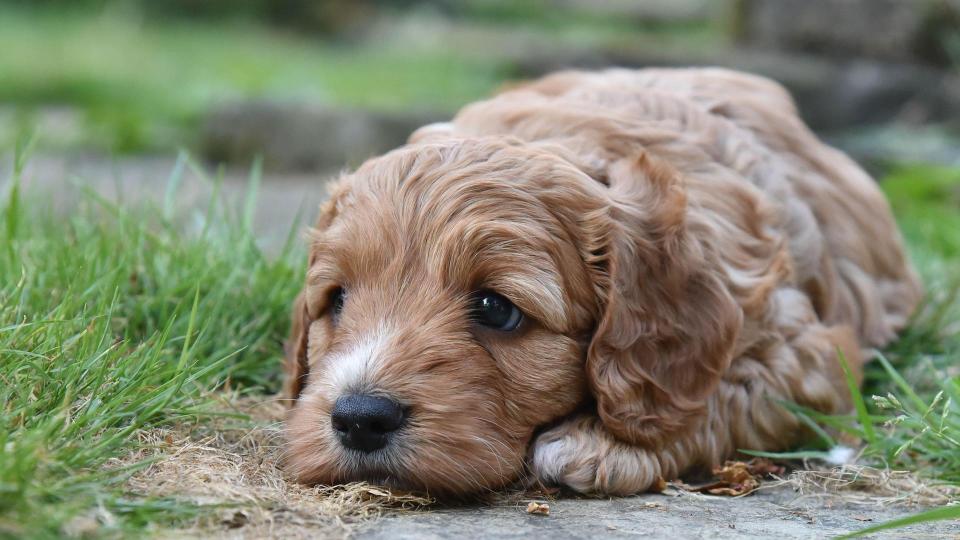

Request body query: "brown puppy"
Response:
[282, 68, 921, 496]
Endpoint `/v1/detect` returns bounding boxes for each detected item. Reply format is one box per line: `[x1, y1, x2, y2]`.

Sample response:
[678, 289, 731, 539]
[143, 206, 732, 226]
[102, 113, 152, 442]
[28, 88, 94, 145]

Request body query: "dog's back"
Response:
[419, 67, 922, 351]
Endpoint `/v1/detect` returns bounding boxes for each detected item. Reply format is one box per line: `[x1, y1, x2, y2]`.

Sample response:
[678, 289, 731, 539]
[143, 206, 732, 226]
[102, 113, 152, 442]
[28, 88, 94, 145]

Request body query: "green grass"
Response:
[838, 165, 960, 536]
[0, 6, 508, 153]
[1, 151, 959, 537]
[0, 145, 302, 538]
[0, 4, 725, 155]
[859, 165, 960, 481]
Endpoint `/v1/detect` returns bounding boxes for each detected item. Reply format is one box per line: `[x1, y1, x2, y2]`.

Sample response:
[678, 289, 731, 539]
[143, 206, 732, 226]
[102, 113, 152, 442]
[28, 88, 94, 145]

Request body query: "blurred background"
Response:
[1, 0, 958, 210]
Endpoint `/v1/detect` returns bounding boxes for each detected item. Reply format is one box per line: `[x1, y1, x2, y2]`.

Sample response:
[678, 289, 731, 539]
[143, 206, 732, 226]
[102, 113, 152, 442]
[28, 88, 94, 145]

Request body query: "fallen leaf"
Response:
[744, 458, 786, 477]
[706, 480, 759, 496]
[526, 501, 550, 516]
[681, 458, 783, 497]
[715, 461, 754, 483]
[708, 461, 760, 496]
[649, 476, 668, 493]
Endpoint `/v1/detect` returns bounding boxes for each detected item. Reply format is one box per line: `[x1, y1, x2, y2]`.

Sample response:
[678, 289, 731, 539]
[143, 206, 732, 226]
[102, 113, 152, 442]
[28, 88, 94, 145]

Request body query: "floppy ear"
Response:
[282, 180, 348, 405]
[282, 291, 313, 405]
[585, 153, 742, 448]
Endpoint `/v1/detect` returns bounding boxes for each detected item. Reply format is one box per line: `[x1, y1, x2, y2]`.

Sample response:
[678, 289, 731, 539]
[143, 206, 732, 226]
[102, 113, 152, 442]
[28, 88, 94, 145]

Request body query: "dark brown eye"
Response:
[329, 287, 346, 319]
[471, 290, 523, 331]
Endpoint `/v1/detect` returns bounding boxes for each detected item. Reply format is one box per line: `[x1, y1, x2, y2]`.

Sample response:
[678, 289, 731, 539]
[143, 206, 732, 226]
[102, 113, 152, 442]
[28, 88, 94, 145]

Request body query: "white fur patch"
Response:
[772, 287, 816, 332]
[324, 325, 392, 394]
[825, 445, 856, 465]
[531, 439, 570, 483]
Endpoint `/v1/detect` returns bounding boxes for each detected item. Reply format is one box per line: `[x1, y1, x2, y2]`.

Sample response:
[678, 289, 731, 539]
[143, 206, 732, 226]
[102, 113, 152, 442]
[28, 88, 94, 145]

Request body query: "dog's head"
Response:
[284, 136, 739, 496]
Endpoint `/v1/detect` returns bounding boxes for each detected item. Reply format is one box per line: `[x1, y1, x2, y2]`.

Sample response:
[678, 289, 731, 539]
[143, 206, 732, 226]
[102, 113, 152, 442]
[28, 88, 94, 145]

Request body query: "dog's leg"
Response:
[531, 294, 863, 495]
[531, 414, 677, 495]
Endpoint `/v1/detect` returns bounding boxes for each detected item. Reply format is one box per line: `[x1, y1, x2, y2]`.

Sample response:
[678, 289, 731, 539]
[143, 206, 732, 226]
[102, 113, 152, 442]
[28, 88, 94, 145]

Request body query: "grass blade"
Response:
[838, 349, 876, 446]
[738, 449, 833, 460]
[163, 150, 188, 222]
[837, 504, 960, 538]
[242, 155, 262, 233]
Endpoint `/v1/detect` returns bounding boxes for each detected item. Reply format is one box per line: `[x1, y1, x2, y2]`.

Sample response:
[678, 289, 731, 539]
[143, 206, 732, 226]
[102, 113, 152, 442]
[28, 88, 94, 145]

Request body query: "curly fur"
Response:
[282, 68, 922, 496]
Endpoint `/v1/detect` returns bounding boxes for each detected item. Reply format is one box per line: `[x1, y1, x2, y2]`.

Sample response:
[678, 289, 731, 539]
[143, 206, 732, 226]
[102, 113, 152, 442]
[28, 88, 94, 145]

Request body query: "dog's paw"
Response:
[530, 415, 665, 495]
[531, 426, 599, 493]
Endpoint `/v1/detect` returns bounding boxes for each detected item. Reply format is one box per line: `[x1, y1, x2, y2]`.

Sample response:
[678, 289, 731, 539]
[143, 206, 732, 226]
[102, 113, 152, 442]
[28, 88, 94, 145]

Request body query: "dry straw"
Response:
[113, 397, 432, 539]
[771, 465, 960, 507]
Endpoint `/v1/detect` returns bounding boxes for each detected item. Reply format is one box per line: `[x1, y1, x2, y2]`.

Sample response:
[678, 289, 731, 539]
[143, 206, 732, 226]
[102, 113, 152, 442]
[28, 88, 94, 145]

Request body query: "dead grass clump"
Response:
[774, 464, 960, 507]
[112, 396, 432, 539]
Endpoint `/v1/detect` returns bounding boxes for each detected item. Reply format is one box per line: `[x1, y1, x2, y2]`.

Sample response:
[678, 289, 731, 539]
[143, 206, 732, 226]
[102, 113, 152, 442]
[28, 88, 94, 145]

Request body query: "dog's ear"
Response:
[283, 180, 349, 406]
[584, 152, 742, 448]
[283, 290, 313, 405]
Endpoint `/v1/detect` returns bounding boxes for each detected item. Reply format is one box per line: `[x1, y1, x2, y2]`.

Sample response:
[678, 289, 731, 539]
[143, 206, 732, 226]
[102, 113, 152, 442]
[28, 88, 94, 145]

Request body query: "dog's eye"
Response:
[329, 287, 346, 319]
[471, 290, 523, 331]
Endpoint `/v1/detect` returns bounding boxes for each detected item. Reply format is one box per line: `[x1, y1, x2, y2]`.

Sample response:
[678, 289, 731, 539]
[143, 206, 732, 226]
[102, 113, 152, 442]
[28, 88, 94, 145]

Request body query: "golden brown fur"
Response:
[283, 68, 922, 496]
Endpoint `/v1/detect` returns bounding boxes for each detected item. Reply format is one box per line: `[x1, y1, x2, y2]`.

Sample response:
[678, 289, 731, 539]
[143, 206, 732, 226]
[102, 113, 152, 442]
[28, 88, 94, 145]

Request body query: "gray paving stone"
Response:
[357, 486, 958, 539]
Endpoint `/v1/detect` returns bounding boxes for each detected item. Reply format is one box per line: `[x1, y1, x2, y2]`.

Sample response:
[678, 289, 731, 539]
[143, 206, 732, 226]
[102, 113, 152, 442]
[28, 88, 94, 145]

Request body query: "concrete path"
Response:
[4, 152, 334, 253]
[358, 488, 957, 539]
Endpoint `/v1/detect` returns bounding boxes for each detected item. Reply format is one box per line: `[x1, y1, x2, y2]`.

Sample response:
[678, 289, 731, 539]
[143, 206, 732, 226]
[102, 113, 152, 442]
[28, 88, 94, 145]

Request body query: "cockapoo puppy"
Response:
[282, 68, 921, 496]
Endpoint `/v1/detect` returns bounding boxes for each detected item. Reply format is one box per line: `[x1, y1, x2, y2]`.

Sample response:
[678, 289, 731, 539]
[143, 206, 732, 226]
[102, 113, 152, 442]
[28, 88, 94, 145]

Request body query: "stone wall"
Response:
[200, 0, 960, 172]
[735, 0, 959, 66]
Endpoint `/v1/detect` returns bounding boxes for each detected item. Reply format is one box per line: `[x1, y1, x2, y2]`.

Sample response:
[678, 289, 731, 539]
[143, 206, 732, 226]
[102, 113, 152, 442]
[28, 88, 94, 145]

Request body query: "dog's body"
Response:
[284, 68, 921, 495]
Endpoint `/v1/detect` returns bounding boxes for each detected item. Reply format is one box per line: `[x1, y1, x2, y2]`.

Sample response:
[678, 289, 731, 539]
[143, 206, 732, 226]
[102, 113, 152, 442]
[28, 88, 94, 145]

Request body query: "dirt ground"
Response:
[11, 154, 960, 539]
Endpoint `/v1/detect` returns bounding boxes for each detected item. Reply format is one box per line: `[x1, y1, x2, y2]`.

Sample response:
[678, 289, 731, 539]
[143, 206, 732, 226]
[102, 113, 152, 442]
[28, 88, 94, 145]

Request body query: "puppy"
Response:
[282, 68, 921, 496]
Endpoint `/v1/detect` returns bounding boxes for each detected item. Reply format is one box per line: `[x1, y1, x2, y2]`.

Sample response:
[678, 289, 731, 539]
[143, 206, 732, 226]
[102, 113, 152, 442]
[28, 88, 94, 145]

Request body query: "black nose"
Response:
[331, 394, 406, 453]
